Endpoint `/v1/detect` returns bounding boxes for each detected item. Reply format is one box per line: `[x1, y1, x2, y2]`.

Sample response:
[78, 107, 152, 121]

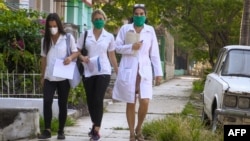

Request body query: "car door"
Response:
[203, 48, 227, 118]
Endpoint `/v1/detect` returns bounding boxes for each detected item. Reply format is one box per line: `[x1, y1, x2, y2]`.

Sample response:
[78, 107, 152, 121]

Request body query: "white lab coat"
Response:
[112, 23, 163, 103]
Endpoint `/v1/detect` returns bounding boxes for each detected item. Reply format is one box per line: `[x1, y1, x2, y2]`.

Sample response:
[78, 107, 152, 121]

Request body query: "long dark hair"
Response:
[43, 13, 66, 55]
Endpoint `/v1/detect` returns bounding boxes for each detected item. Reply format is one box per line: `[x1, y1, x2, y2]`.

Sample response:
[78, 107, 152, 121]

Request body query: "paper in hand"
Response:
[125, 31, 140, 44]
[53, 59, 76, 79]
[125, 31, 140, 56]
[82, 56, 101, 76]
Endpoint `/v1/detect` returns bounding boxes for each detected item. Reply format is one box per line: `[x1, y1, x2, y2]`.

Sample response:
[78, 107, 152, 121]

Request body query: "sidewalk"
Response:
[20, 76, 197, 141]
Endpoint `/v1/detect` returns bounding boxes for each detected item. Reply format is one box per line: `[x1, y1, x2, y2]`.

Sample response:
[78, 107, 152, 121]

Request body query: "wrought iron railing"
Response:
[0, 72, 43, 98]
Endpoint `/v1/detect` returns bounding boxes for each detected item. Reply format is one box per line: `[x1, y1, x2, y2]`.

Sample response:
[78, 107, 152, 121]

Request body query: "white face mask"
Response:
[50, 27, 58, 35]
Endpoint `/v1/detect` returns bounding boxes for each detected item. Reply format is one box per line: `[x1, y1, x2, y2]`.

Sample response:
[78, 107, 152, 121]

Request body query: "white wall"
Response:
[0, 98, 59, 118]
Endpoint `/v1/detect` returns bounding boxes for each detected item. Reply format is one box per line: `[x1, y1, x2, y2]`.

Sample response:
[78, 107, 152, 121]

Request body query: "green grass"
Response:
[181, 102, 199, 116]
[192, 79, 205, 93]
[113, 127, 129, 130]
[143, 115, 223, 141]
[141, 79, 224, 141]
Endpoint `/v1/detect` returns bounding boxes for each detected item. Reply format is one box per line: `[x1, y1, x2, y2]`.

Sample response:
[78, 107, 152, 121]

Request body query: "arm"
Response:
[40, 56, 46, 86]
[64, 34, 80, 65]
[78, 50, 89, 63]
[115, 25, 137, 55]
[149, 27, 163, 85]
[40, 38, 46, 86]
[64, 51, 80, 65]
[107, 33, 118, 74]
[108, 51, 118, 74]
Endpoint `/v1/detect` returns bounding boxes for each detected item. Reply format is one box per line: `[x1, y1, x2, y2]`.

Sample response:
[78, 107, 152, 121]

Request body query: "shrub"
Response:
[143, 115, 223, 141]
[0, 8, 46, 73]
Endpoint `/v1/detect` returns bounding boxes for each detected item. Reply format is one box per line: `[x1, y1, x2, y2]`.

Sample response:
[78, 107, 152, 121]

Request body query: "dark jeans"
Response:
[83, 75, 110, 127]
[43, 79, 70, 131]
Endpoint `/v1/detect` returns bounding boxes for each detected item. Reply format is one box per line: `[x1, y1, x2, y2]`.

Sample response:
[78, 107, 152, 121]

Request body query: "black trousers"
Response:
[83, 75, 110, 127]
[43, 79, 70, 131]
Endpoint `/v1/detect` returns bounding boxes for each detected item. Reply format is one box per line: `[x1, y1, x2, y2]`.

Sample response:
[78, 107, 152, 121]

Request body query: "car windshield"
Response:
[222, 49, 250, 77]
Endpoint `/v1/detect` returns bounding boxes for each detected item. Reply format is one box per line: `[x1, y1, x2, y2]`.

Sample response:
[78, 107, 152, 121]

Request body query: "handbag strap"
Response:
[81, 30, 88, 54]
[66, 33, 78, 62]
[66, 31, 87, 56]
[66, 33, 71, 56]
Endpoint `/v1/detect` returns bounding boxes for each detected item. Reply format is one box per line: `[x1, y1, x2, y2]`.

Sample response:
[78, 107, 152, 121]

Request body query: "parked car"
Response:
[201, 45, 250, 132]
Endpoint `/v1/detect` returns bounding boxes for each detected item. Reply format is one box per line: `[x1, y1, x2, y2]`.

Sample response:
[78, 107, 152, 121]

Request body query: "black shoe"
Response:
[88, 125, 95, 137]
[88, 128, 93, 137]
[57, 130, 65, 140]
[38, 130, 51, 139]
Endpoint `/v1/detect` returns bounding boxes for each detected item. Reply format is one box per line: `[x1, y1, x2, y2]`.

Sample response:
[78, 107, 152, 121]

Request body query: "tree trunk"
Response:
[239, 0, 250, 45]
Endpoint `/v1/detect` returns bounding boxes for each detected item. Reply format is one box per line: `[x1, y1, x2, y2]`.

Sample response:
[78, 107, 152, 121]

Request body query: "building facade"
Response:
[4, 0, 98, 34]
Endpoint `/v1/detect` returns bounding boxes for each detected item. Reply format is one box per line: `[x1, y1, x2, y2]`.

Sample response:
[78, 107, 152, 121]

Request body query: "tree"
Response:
[94, 0, 243, 67]
[168, 0, 242, 67]
[0, 0, 8, 11]
[239, 0, 250, 45]
[0, 7, 46, 72]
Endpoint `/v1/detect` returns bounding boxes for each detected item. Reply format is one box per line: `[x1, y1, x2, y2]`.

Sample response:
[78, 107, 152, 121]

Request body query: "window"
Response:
[222, 49, 250, 77]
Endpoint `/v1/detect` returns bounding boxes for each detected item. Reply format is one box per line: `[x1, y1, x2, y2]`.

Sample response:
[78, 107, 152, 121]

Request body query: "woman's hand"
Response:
[132, 41, 143, 51]
[155, 76, 162, 86]
[79, 55, 90, 63]
[63, 56, 72, 65]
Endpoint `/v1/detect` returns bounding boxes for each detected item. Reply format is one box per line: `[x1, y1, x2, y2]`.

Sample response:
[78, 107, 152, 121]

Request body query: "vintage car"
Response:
[201, 45, 250, 132]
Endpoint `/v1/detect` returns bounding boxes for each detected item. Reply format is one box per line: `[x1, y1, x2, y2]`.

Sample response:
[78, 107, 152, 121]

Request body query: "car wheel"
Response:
[201, 108, 210, 126]
[211, 111, 218, 133]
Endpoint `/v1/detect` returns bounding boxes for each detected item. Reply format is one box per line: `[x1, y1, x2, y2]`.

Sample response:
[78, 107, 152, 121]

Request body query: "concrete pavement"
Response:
[18, 76, 197, 141]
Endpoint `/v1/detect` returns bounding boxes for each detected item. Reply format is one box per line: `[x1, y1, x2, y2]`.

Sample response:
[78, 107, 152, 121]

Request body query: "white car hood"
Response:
[222, 77, 250, 93]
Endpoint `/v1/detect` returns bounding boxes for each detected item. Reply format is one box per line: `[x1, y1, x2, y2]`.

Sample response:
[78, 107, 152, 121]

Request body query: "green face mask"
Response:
[133, 16, 146, 27]
[93, 19, 105, 29]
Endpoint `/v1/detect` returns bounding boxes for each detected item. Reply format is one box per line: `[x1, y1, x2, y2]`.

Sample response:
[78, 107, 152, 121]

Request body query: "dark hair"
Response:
[133, 4, 146, 14]
[43, 13, 66, 55]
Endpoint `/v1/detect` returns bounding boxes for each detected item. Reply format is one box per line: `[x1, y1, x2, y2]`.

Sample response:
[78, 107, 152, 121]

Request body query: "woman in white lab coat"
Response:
[112, 4, 163, 141]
